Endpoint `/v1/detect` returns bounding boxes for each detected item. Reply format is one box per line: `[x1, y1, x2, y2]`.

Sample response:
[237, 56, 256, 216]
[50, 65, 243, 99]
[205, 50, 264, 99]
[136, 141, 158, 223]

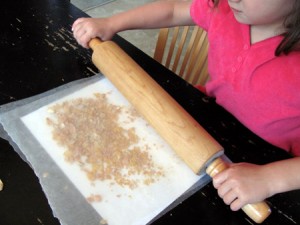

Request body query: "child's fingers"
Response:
[72, 17, 87, 31]
[230, 197, 245, 211]
[212, 169, 228, 188]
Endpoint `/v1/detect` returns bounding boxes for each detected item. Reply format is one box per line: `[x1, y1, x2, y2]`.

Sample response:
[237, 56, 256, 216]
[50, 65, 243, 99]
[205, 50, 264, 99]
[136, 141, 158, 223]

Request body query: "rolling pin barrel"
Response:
[88, 38, 271, 223]
[89, 38, 223, 174]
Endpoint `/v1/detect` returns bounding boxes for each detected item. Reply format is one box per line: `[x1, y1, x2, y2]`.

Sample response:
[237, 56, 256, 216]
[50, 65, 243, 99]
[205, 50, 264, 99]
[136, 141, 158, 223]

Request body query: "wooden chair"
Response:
[153, 26, 209, 86]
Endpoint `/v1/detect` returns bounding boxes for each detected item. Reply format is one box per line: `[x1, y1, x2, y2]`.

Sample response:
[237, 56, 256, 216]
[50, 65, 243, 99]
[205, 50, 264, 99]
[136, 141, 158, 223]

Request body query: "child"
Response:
[72, 0, 300, 212]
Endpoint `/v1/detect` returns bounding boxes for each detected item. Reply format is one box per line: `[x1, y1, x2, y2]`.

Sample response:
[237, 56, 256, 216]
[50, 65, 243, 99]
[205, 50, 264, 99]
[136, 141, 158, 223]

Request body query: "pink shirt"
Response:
[190, 0, 300, 156]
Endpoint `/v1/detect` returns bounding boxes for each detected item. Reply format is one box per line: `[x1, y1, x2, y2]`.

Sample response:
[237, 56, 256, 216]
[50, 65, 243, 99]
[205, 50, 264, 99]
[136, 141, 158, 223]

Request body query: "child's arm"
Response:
[72, 1, 194, 48]
[212, 157, 300, 211]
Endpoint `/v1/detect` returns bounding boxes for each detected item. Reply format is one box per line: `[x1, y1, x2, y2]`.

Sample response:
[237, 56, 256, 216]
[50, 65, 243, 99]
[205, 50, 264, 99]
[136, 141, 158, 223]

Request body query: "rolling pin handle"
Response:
[89, 38, 103, 50]
[206, 157, 271, 223]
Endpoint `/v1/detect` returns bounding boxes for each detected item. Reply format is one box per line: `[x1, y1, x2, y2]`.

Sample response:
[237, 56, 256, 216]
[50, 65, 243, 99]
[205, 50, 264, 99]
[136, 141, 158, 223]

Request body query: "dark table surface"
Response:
[0, 0, 299, 224]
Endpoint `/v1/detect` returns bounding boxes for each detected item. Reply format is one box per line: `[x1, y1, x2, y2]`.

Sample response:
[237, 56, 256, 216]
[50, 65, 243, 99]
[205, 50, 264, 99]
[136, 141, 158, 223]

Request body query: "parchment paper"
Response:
[0, 74, 210, 225]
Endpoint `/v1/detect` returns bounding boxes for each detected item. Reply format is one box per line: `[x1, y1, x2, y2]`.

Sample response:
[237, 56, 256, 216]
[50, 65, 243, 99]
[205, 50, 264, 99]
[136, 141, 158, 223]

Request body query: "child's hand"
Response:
[72, 17, 115, 48]
[212, 162, 272, 211]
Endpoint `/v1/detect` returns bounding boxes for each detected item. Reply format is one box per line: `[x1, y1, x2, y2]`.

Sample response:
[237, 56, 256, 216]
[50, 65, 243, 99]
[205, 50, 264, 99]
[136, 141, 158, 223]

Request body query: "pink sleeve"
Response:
[190, 0, 214, 30]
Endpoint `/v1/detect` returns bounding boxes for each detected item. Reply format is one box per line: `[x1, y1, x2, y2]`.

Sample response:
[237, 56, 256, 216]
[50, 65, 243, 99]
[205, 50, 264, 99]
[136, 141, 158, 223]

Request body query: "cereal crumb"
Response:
[0, 179, 3, 191]
[42, 172, 49, 178]
[100, 218, 107, 225]
[87, 194, 102, 203]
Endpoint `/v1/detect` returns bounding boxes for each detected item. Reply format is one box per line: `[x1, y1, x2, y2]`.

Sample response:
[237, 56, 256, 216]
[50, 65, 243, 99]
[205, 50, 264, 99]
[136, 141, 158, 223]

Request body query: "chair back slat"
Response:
[171, 26, 189, 72]
[165, 26, 179, 68]
[154, 26, 209, 86]
[153, 28, 169, 63]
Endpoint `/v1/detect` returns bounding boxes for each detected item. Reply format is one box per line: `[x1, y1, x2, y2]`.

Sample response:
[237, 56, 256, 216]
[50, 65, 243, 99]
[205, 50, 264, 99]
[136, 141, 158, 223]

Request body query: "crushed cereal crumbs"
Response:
[46, 93, 164, 189]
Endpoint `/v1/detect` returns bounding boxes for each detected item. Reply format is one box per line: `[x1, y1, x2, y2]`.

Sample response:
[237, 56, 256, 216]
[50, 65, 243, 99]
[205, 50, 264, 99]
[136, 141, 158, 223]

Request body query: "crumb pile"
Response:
[46, 93, 164, 189]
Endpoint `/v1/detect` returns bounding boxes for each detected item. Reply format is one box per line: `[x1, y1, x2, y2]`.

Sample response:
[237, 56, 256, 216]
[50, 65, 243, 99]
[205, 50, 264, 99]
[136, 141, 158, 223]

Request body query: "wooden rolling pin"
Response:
[89, 38, 271, 223]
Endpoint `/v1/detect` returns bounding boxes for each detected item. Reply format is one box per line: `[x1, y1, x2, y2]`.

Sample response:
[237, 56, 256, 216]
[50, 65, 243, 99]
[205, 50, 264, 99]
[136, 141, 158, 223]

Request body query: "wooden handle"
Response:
[206, 157, 271, 223]
[89, 38, 223, 174]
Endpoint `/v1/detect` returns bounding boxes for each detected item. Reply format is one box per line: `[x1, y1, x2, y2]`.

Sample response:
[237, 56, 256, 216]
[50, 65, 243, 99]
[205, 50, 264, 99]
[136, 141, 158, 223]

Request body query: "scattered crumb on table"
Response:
[0, 179, 3, 191]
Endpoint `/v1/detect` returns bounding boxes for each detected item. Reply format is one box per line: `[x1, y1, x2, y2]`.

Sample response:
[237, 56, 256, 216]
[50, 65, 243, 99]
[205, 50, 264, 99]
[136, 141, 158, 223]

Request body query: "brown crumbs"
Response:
[46, 93, 164, 189]
[87, 194, 103, 203]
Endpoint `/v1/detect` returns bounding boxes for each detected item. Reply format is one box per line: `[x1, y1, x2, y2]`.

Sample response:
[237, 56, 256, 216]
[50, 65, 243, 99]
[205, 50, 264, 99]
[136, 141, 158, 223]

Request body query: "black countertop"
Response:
[0, 0, 299, 224]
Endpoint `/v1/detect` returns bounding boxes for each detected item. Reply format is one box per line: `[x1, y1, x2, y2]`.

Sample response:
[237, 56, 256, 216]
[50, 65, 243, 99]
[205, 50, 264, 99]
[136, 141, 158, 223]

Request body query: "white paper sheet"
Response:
[21, 77, 204, 225]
